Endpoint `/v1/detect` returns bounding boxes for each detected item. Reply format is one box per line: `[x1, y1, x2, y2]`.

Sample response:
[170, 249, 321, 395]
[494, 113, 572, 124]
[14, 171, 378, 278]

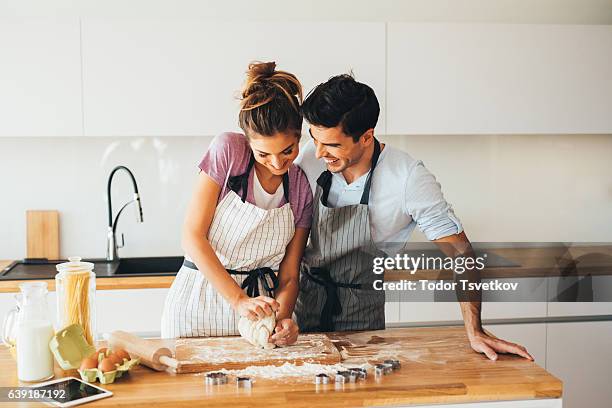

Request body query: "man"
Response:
[294, 74, 533, 361]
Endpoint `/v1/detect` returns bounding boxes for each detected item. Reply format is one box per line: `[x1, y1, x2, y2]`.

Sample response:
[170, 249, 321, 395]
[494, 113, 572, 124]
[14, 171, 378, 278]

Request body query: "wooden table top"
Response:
[0, 327, 562, 407]
[1, 244, 610, 293]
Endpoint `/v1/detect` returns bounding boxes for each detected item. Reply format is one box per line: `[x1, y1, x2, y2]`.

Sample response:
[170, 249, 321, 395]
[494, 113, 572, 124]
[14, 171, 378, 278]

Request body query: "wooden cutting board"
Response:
[172, 334, 341, 374]
[26, 210, 60, 259]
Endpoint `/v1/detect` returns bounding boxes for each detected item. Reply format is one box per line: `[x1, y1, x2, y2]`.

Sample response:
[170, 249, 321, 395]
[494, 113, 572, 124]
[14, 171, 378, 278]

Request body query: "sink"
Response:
[113, 256, 184, 275]
[0, 256, 184, 280]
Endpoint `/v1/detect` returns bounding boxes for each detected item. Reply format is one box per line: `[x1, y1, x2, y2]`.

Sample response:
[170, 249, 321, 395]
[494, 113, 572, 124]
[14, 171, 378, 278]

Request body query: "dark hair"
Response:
[238, 61, 303, 138]
[301, 73, 379, 142]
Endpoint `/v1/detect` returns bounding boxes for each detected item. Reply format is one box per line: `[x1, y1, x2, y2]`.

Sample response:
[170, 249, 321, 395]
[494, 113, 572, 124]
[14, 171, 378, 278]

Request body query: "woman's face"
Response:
[248, 131, 300, 176]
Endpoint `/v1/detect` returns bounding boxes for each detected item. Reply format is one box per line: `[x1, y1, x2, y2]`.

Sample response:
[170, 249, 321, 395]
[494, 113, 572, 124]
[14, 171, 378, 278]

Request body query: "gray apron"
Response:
[294, 139, 386, 332]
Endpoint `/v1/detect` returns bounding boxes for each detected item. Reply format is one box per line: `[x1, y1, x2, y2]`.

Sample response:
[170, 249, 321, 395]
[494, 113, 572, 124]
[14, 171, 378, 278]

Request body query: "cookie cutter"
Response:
[314, 373, 330, 384]
[236, 376, 252, 388]
[205, 372, 228, 385]
[348, 367, 368, 379]
[383, 359, 401, 370]
[335, 370, 357, 384]
[374, 363, 393, 376]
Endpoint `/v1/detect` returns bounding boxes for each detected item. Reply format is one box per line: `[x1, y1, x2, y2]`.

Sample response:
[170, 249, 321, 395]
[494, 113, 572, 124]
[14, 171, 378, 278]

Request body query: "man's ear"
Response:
[361, 129, 375, 146]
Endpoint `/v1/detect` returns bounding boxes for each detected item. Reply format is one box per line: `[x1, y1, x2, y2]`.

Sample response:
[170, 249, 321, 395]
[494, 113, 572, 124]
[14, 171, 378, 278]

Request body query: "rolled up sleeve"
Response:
[404, 161, 463, 241]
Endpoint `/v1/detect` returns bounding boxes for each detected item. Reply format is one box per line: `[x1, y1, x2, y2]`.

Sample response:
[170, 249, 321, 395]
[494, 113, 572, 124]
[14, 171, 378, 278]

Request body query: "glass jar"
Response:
[55, 257, 96, 345]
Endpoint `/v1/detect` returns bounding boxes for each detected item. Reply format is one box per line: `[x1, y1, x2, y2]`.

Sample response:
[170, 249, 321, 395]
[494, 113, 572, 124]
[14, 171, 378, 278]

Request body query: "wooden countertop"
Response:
[1, 244, 610, 293]
[0, 327, 562, 407]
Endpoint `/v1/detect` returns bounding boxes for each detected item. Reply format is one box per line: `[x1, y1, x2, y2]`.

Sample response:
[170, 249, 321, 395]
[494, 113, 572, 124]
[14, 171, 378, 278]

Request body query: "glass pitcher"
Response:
[2, 281, 55, 382]
[1, 293, 22, 359]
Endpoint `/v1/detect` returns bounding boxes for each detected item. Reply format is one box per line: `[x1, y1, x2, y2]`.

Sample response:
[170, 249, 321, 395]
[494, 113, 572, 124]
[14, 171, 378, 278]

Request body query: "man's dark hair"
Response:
[301, 74, 380, 142]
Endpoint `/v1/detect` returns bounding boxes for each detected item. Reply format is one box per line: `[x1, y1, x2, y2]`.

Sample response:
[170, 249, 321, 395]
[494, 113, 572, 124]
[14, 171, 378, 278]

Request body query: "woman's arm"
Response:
[182, 171, 279, 320]
[274, 227, 309, 319]
[270, 227, 309, 345]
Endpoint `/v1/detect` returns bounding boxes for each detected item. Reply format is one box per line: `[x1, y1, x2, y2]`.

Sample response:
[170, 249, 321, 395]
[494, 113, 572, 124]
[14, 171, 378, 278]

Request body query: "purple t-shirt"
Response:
[198, 132, 313, 229]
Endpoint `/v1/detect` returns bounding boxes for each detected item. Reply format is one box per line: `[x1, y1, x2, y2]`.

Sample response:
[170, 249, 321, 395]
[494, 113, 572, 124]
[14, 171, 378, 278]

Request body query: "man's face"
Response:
[309, 125, 365, 174]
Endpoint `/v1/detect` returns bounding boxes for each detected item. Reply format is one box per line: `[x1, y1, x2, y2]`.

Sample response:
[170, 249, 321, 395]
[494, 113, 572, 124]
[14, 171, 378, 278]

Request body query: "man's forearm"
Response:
[459, 300, 483, 336]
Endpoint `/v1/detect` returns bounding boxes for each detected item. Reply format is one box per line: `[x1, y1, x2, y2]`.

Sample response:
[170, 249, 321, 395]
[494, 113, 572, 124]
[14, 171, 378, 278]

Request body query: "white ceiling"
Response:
[2, 0, 612, 24]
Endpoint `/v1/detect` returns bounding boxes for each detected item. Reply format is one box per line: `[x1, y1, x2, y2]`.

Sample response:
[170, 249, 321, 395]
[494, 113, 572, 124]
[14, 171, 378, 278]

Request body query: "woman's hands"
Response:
[235, 294, 280, 321]
[270, 318, 299, 346]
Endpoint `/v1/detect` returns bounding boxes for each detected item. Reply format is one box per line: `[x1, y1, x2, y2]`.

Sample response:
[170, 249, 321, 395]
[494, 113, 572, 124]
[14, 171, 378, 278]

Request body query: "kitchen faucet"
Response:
[106, 165, 144, 261]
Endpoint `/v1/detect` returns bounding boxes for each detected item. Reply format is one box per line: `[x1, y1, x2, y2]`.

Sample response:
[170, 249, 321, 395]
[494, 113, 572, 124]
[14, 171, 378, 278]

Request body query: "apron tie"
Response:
[182, 259, 279, 298]
[234, 267, 279, 298]
[303, 267, 361, 332]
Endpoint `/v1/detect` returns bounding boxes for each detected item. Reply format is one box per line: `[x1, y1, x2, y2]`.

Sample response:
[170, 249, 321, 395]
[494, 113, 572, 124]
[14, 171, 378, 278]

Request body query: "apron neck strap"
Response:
[359, 138, 381, 205]
[228, 154, 290, 203]
[316, 138, 381, 206]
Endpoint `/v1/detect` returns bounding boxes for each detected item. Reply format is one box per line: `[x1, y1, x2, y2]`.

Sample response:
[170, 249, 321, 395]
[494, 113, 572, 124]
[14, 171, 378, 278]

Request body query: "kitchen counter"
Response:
[1, 244, 610, 293]
[0, 327, 562, 407]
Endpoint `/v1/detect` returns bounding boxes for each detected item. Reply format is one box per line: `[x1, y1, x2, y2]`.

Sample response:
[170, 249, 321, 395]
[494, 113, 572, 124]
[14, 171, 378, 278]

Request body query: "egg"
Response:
[98, 358, 116, 373]
[108, 353, 123, 365]
[97, 347, 108, 357]
[113, 348, 130, 362]
[79, 356, 98, 371]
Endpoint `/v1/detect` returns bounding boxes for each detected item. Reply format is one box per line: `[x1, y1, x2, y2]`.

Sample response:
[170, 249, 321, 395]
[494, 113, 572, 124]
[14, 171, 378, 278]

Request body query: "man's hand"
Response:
[468, 330, 534, 361]
[270, 318, 299, 346]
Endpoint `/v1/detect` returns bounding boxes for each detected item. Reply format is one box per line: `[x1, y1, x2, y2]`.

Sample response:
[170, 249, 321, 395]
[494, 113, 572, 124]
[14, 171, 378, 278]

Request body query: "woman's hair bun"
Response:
[238, 61, 303, 137]
[246, 61, 276, 82]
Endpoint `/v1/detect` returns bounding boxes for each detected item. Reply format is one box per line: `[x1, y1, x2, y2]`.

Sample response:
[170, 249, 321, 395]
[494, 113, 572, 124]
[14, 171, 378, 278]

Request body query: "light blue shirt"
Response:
[295, 140, 463, 249]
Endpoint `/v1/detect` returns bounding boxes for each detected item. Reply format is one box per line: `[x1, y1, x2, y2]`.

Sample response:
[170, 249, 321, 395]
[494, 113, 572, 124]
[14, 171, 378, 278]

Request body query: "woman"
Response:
[160, 62, 312, 346]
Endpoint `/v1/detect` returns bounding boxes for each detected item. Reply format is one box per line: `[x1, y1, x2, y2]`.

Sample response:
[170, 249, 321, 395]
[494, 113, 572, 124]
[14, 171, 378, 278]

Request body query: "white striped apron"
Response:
[161, 160, 295, 338]
[294, 139, 386, 332]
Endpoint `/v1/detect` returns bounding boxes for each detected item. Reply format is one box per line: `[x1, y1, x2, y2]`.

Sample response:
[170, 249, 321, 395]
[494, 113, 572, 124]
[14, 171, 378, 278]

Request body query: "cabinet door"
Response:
[546, 321, 612, 408]
[0, 18, 82, 137]
[387, 23, 612, 134]
[81, 20, 385, 137]
[95, 289, 169, 336]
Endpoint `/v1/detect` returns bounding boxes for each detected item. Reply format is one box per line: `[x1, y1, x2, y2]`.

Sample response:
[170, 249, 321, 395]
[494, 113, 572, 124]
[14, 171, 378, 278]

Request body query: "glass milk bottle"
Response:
[55, 257, 96, 345]
[14, 282, 55, 382]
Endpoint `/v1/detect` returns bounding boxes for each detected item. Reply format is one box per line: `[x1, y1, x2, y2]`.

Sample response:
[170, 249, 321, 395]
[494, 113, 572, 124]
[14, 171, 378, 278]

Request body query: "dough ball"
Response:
[238, 313, 276, 349]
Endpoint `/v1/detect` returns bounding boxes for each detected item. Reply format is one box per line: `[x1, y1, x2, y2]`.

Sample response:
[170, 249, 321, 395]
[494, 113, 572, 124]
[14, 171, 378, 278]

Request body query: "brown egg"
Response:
[79, 356, 98, 371]
[98, 358, 116, 373]
[113, 348, 130, 361]
[108, 353, 123, 365]
[97, 347, 108, 357]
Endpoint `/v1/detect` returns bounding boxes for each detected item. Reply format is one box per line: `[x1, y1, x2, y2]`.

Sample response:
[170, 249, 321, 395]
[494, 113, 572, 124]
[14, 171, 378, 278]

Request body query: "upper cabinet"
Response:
[0, 18, 82, 137]
[80, 20, 386, 137]
[387, 23, 612, 135]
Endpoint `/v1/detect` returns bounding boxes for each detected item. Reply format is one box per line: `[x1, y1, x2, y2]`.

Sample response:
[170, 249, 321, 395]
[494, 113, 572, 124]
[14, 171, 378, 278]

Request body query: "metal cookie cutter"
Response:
[335, 370, 357, 384]
[205, 372, 228, 385]
[314, 373, 330, 384]
[374, 363, 393, 376]
[236, 376, 253, 388]
[348, 367, 368, 380]
[383, 359, 401, 370]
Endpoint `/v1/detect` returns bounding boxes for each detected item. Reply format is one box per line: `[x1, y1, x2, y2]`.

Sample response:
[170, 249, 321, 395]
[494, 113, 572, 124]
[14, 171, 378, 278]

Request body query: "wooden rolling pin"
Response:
[107, 331, 179, 371]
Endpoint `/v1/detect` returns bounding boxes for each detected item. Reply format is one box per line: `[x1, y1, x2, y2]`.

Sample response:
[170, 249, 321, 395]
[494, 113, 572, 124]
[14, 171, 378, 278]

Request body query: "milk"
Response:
[16, 320, 55, 382]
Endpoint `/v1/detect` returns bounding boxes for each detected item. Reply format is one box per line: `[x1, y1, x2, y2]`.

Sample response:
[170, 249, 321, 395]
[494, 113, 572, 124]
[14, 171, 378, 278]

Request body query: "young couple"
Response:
[160, 61, 533, 361]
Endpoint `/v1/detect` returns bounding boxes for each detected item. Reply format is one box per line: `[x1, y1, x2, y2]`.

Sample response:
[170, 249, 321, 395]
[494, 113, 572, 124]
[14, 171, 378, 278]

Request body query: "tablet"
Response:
[28, 377, 113, 407]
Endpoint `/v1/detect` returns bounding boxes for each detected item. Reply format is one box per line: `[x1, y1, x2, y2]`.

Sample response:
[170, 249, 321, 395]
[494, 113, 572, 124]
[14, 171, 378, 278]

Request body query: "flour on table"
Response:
[203, 362, 371, 383]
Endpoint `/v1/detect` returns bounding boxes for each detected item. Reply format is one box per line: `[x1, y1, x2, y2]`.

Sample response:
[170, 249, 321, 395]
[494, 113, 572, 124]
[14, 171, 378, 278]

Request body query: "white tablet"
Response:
[28, 377, 113, 407]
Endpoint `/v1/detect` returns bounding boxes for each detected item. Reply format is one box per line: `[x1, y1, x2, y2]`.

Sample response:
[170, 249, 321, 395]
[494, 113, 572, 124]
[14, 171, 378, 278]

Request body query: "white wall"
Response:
[1, 133, 611, 260]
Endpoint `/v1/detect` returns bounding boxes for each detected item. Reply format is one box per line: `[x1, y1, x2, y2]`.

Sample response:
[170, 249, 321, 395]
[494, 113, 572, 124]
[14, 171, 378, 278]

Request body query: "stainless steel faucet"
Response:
[106, 165, 144, 261]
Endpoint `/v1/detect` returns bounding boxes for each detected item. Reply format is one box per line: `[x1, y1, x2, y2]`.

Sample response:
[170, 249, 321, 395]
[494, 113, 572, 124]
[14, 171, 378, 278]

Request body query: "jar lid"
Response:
[56, 256, 95, 274]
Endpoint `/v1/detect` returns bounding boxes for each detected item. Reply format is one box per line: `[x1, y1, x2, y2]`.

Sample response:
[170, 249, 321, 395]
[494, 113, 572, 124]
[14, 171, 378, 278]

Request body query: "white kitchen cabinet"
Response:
[95, 288, 169, 337]
[387, 23, 612, 134]
[0, 18, 82, 137]
[81, 19, 386, 137]
[546, 321, 612, 408]
[483, 323, 547, 366]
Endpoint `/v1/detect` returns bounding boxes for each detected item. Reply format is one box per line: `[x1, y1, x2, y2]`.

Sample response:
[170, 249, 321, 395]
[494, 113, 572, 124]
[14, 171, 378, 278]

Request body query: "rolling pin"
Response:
[106, 331, 179, 371]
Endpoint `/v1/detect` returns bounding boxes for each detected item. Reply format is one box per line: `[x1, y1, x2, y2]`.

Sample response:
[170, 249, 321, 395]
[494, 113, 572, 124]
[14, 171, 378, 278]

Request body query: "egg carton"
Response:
[78, 357, 140, 384]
